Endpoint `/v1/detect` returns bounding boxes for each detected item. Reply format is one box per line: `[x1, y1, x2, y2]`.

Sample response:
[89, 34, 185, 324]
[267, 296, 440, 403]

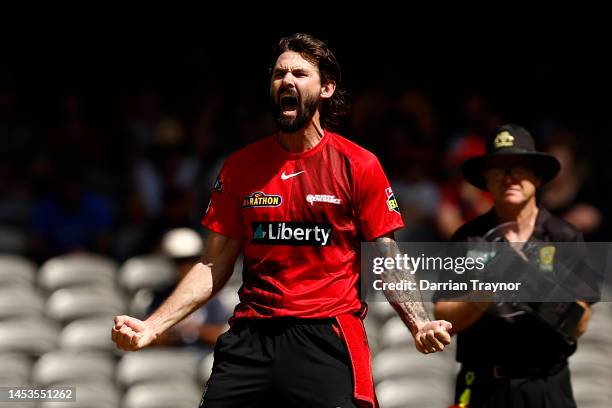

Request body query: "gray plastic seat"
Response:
[376, 377, 454, 408]
[122, 381, 203, 408]
[577, 310, 612, 350]
[570, 347, 612, 378]
[39, 253, 118, 292]
[127, 288, 155, 320]
[59, 317, 118, 354]
[0, 254, 36, 288]
[0, 399, 35, 408]
[378, 316, 413, 350]
[0, 318, 60, 356]
[117, 348, 201, 387]
[572, 380, 612, 408]
[46, 287, 126, 324]
[118, 255, 177, 293]
[372, 346, 457, 383]
[366, 300, 397, 325]
[0, 354, 32, 385]
[216, 286, 240, 315]
[0, 287, 44, 320]
[32, 351, 115, 385]
[36, 382, 120, 408]
[198, 351, 215, 383]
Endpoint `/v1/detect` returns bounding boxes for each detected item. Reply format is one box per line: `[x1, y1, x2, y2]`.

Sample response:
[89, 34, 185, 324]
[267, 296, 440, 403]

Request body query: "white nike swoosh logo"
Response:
[281, 170, 305, 180]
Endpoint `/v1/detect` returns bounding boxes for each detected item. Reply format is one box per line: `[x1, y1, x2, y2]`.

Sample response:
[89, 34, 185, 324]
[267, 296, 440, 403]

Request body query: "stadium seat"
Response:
[59, 317, 118, 354]
[572, 380, 612, 408]
[376, 377, 454, 408]
[0, 254, 36, 288]
[373, 346, 458, 383]
[600, 283, 612, 307]
[0, 318, 60, 356]
[32, 351, 115, 385]
[46, 287, 126, 324]
[216, 286, 240, 314]
[367, 301, 396, 325]
[0, 287, 44, 320]
[0, 354, 31, 385]
[378, 316, 413, 350]
[574, 401, 611, 408]
[122, 381, 203, 408]
[39, 253, 118, 292]
[577, 308, 612, 351]
[0, 400, 35, 408]
[227, 255, 244, 287]
[128, 288, 155, 320]
[118, 255, 177, 293]
[198, 351, 215, 384]
[570, 344, 612, 371]
[597, 299, 612, 320]
[116, 348, 202, 387]
[36, 382, 120, 408]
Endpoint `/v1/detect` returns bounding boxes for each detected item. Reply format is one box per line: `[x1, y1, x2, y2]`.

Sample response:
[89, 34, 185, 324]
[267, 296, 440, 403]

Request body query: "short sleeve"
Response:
[201, 159, 244, 239]
[355, 157, 405, 241]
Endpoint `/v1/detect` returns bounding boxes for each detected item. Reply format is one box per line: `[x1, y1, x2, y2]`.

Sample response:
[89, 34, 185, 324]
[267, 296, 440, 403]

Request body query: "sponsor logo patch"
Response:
[243, 192, 283, 208]
[252, 222, 332, 246]
[281, 170, 305, 180]
[539, 245, 556, 272]
[385, 187, 400, 213]
[306, 194, 341, 205]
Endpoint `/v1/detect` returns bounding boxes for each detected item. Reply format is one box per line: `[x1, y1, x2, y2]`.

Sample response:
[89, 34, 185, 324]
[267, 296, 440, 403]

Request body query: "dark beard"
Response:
[273, 95, 319, 133]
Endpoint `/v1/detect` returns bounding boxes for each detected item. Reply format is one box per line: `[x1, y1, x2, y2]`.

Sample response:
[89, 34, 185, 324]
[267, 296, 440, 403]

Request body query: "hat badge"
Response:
[493, 131, 514, 148]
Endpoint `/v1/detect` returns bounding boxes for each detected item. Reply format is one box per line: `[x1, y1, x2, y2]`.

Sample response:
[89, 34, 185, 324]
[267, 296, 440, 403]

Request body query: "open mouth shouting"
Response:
[272, 86, 319, 133]
[279, 90, 300, 117]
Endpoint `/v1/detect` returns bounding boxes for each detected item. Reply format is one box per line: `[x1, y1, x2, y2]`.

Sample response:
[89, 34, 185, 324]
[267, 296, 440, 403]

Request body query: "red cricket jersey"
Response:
[202, 130, 404, 319]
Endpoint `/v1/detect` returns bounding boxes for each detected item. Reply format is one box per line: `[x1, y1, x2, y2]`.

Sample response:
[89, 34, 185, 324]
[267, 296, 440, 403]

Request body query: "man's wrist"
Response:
[409, 317, 430, 336]
[143, 318, 162, 339]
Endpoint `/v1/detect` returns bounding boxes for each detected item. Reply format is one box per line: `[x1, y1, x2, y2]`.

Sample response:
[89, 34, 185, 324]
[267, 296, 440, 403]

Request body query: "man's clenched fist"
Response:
[413, 320, 452, 354]
[111, 315, 157, 351]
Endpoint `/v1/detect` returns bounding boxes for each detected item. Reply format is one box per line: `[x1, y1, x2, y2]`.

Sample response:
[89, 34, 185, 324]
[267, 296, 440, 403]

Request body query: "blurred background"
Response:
[0, 28, 611, 407]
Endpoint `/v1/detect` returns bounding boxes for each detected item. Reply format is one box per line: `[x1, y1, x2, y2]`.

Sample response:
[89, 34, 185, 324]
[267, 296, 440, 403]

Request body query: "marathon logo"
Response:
[252, 222, 332, 246]
[243, 192, 283, 208]
[385, 187, 400, 213]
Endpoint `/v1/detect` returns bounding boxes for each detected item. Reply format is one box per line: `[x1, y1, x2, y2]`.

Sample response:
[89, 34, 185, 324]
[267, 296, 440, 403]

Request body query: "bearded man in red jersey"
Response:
[112, 33, 451, 408]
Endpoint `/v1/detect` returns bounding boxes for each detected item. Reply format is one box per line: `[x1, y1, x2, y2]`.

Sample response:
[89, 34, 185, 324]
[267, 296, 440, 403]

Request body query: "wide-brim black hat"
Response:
[462, 124, 561, 190]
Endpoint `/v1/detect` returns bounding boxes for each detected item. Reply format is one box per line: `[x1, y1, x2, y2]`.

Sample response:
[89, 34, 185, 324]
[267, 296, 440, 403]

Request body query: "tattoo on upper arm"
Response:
[376, 236, 430, 332]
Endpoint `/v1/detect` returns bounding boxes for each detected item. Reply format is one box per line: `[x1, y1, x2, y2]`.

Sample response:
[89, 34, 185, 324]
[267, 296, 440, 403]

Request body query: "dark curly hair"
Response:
[270, 33, 349, 130]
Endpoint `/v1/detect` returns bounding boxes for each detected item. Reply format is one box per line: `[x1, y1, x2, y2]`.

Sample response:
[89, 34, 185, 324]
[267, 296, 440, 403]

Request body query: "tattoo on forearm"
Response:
[376, 236, 430, 333]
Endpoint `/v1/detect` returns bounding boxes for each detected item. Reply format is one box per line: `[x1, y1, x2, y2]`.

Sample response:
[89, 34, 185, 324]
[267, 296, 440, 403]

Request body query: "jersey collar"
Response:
[272, 128, 331, 160]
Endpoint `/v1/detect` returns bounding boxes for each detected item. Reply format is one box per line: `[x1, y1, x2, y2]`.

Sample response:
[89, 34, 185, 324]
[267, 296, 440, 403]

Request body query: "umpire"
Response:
[434, 124, 594, 408]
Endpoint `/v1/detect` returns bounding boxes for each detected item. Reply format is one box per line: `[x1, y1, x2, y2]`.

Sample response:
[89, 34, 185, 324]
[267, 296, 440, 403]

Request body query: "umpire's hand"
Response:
[413, 320, 452, 354]
[111, 315, 158, 351]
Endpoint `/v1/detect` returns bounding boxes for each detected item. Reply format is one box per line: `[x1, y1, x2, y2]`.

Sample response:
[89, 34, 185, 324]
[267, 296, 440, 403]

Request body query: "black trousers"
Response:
[200, 318, 357, 408]
[454, 363, 577, 408]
